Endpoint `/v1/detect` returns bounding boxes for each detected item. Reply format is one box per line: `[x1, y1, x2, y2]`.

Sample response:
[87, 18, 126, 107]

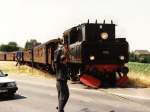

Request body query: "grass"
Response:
[128, 62, 150, 87]
[0, 61, 150, 87]
[0, 61, 53, 79]
[128, 62, 150, 75]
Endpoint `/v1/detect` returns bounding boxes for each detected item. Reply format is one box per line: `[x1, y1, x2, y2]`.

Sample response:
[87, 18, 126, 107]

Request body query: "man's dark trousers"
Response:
[56, 80, 69, 112]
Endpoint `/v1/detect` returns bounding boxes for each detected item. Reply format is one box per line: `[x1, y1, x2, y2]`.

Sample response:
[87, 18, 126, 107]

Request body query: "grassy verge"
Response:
[0, 61, 150, 87]
[128, 62, 150, 87]
[0, 61, 53, 79]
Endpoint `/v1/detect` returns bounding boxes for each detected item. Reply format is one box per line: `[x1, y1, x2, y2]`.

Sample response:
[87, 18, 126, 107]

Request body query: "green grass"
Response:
[128, 62, 150, 75]
[128, 62, 150, 87]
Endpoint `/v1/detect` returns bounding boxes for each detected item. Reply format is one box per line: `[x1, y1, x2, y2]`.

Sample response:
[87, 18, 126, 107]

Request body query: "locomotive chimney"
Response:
[87, 19, 89, 24]
[103, 20, 105, 24]
[111, 20, 113, 24]
[95, 19, 97, 24]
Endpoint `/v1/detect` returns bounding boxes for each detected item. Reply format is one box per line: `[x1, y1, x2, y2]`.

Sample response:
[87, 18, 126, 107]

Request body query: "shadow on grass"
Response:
[0, 94, 27, 101]
[80, 79, 150, 90]
[126, 78, 150, 88]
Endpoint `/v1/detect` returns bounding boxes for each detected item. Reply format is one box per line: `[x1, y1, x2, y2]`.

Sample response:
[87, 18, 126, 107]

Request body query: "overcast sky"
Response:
[0, 0, 150, 51]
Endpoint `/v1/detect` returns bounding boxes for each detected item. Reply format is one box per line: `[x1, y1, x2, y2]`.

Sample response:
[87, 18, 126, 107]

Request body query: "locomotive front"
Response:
[82, 23, 128, 64]
[63, 21, 129, 88]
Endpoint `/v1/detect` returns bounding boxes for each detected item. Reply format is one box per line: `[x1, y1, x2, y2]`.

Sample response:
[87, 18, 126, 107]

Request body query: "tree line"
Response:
[129, 52, 150, 63]
[0, 39, 41, 52]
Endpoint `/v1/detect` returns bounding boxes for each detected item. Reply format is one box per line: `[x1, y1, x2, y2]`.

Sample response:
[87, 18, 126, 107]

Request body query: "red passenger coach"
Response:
[23, 49, 33, 63]
[0, 52, 6, 61]
[32, 39, 60, 72]
[6, 52, 16, 61]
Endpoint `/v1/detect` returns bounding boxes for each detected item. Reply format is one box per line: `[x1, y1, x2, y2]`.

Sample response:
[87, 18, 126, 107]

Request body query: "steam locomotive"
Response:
[0, 20, 129, 88]
[62, 21, 129, 87]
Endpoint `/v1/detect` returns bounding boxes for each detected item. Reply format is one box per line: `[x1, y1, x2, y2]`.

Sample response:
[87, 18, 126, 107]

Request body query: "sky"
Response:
[0, 0, 150, 51]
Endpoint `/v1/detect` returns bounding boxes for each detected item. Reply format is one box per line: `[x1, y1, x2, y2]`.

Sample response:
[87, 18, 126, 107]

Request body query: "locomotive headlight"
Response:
[90, 55, 95, 61]
[101, 32, 108, 40]
[119, 56, 125, 60]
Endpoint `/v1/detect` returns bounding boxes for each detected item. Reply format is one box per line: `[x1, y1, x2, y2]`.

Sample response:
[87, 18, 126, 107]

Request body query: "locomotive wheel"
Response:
[100, 73, 116, 87]
[70, 69, 78, 81]
[70, 66, 79, 81]
[108, 73, 117, 87]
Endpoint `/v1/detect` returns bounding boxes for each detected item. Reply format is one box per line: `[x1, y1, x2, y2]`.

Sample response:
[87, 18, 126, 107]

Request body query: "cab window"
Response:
[69, 28, 82, 44]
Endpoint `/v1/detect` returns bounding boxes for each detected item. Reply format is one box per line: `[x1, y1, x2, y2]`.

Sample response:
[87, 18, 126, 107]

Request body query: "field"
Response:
[128, 62, 150, 87]
[0, 61, 53, 79]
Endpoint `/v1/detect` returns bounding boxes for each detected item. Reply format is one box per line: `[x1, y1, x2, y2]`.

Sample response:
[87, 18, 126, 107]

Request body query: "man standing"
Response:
[16, 51, 23, 66]
[55, 48, 70, 112]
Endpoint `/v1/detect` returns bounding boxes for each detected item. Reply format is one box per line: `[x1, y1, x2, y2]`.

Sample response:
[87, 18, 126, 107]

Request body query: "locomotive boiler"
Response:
[62, 21, 129, 88]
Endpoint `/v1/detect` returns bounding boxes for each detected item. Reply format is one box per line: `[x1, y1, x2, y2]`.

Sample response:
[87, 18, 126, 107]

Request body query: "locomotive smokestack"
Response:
[95, 19, 97, 24]
[103, 20, 105, 24]
[111, 20, 113, 24]
[87, 19, 89, 24]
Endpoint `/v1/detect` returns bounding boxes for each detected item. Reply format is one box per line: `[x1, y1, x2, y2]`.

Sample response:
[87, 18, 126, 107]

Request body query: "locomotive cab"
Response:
[63, 23, 115, 43]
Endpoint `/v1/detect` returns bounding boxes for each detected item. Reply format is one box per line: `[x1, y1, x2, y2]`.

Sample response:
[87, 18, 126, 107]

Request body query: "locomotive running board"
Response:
[80, 74, 101, 89]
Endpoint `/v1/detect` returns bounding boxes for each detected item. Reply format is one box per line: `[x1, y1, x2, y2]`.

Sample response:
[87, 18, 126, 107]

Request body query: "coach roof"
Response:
[34, 38, 60, 49]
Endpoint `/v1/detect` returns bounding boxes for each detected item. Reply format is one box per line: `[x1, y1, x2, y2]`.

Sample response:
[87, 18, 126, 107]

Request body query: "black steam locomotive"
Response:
[62, 21, 129, 87]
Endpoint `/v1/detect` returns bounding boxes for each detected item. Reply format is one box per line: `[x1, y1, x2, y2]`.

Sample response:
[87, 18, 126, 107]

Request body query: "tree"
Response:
[8, 42, 17, 47]
[129, 52, 136, 62]
[24, 39, 41, 49]
[0, 43, 19, 52]
[0, 41, 22, 52]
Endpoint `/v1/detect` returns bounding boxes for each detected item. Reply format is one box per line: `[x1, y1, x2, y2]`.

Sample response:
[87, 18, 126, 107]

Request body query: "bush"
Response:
[129, 52, 150, 63]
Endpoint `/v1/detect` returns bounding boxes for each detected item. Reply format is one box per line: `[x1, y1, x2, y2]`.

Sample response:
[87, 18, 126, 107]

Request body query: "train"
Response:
[0, 21, 129, 88]
[0, 52, 16, 61]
